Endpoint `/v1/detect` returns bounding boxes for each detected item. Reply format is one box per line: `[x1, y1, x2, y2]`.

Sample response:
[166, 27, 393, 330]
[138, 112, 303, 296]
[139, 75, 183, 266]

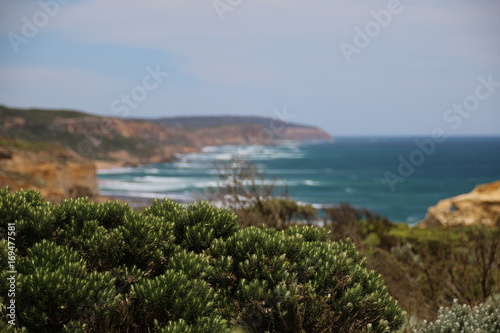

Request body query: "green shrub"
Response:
[130, 269, 220, 328]
[158, 316, 231, 333]
[416, 299, 500, 333]
[118, 214, 178, 274]
[15, 241, 120, 331]
[209, 226, 404, 332]
[0, 188, 404, 332]
[0, 188, 55, 252]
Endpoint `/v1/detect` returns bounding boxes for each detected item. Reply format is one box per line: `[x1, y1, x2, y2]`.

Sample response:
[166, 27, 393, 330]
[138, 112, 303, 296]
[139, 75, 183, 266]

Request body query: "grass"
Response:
[0, 136, 63, 152]
[0, 105, 91, 126]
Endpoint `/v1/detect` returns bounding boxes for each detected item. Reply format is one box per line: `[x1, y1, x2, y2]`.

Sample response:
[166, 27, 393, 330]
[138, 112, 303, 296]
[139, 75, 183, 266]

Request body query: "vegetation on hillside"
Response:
[0, 187, 404, 332]
[0, 106, 160, 161]
[416, 298, 500, 333]
[0, 105, 331, 165]
[208, 158, 500, 329]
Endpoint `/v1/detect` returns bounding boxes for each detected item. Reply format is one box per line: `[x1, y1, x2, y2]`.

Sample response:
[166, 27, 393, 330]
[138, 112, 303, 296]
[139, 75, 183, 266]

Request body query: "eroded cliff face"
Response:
[0, 142, 98, 202]
[0, 106, 333, 200]
[49, 116, 332, 167]
[419, 181, 500, 227]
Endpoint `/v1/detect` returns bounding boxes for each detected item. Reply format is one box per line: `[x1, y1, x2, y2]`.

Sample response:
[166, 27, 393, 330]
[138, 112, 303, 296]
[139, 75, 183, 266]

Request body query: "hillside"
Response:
[153, 115, 306, 129]
[0, 105, 332, 167]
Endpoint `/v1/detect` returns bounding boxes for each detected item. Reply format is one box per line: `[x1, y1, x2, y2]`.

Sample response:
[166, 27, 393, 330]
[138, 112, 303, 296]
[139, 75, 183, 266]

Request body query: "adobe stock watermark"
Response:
[6, 222, 17, 326]
[7, 0, 70, 54]
[77, 64, 169, 157]
[340, 0, 407, 64]
[111, 65, 169, 118]
[258, 106, 297, 144]
[213, 0, 243, 21]
[382, 74, 499, 192]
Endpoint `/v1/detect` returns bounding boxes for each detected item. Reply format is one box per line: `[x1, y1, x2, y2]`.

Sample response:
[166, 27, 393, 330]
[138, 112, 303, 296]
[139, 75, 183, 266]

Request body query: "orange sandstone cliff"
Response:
[0, 139, 98, 202]
[419, 180, 500, 227]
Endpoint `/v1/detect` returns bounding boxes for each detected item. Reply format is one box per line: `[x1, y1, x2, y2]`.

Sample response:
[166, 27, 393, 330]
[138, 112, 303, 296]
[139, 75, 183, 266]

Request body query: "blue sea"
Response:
[98, 137, 500, 223]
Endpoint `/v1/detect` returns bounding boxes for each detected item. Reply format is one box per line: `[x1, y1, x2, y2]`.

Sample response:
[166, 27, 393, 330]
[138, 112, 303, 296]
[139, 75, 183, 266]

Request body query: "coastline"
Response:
[92, 138, 500, 223]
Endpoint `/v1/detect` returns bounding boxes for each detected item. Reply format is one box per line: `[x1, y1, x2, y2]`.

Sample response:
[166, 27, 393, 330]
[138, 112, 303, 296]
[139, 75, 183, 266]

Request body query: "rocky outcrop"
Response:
[0, 140, 98, 202]
[419, 181, 500, 227]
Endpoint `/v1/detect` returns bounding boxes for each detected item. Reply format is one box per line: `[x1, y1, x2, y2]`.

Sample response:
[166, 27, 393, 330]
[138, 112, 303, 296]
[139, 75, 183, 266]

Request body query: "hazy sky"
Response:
[1, 0, 499, 136]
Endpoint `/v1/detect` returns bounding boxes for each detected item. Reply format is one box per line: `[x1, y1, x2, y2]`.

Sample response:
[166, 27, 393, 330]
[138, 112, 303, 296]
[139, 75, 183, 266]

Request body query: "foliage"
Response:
[390, 225, 500, 316]
[0, 105, 157, 160]
[208, 157, 317, 229]
[209, 225, 404, 332]
[416, 298, 500, 333]
[209, 158, 282, 205]
[323, 203, 392, 247]
[0, 188, 404, 332]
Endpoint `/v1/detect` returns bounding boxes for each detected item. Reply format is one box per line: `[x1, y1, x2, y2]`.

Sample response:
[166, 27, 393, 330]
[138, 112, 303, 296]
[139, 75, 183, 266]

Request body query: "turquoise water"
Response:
[98, 137, 500, 223]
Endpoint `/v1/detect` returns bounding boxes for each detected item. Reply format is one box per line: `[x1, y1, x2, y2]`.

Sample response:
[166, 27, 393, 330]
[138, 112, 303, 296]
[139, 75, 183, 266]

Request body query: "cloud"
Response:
[0, 65, 120, 109]
[0, 0, 498, 135]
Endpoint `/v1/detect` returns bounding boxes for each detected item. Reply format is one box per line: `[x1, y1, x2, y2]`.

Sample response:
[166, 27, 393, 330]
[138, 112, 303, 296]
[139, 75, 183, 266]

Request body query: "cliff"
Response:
[0, 105, 332, 200]
[0, 105, 332, 168]
[419, 181, 500, 227]
[0, 138, 98, 202]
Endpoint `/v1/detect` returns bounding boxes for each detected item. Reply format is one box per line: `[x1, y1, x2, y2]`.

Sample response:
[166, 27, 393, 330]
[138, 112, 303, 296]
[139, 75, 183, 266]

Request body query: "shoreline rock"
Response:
[419, 181, 500, 227]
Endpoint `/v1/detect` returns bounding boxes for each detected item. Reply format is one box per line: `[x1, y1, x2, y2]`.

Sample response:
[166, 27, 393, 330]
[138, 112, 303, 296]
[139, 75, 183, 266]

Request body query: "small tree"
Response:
[207, 157, 318, 229]
[208, 157, 286, 212]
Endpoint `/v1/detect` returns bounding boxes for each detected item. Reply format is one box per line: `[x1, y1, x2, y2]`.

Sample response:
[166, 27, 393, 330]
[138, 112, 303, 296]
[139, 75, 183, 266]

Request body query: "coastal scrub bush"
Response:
[209, 226, 404, 332]
[391, 225, 500, 314]
[416, 299, 500, 333]
[0, 188, 404, 332]
[0, 188, 55, 252]
[15, 241, 120, 331]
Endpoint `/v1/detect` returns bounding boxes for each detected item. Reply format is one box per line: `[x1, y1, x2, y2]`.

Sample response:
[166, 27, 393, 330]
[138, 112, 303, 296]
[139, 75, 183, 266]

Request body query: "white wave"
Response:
[133, 176, 188, 183]
[100, 181, 191, 192]
[172, 162, 212, 169]
[344, 187, 355, 193]
[304, 180, 321, 186]
[201, 146, 219, 153]
[406, 216, 420, 223]
[285, 179, 322, 187]
[100, 190, 197, 203]
[142, 168, 161, 174]
[97, 167, 137, 175]
[193, 181, 219, 188]
[176, 144, 305, 168]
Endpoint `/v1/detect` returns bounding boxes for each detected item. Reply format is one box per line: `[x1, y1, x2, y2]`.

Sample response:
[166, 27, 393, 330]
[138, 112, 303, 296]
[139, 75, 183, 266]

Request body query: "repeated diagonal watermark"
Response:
[7, 0, 70, 54]
[381, 74, 499, 192]
[258, 106, 297, 144]
[340, 0, 411, 64]
[213, 0, 244, 21]
[111, 65, 169, 118]
[77, 64, 169, 157]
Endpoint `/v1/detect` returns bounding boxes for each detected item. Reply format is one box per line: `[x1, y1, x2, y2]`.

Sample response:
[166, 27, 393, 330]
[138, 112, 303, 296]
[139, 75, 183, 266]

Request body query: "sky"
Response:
[0, 0, 499, 136]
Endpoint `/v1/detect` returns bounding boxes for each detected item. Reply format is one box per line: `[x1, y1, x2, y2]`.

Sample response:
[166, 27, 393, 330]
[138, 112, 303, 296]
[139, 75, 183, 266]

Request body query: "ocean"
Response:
[98, 137, 500, 223]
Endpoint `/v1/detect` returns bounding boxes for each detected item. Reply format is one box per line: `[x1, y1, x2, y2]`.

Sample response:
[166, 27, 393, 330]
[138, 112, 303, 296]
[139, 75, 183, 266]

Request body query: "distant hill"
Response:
[152, 115, 305, 129]
[0, 105, 332, 167]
